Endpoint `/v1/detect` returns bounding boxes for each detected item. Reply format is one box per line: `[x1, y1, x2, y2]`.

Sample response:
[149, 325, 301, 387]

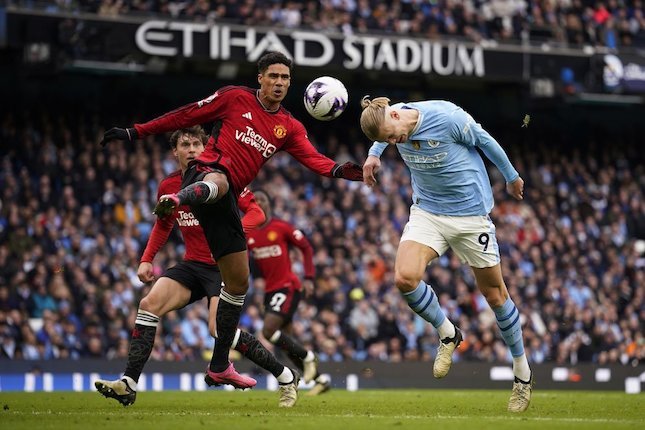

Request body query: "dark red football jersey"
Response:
[246, 218, 314, 293]
[140, 171, 262, 265]
[134, 86, 337, 193]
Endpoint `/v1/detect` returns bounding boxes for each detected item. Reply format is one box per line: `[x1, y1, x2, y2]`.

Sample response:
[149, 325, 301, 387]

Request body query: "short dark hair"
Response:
[253, 189, 272, 206]
[257, 51, 293, 74]
[169, 126, 207, 148]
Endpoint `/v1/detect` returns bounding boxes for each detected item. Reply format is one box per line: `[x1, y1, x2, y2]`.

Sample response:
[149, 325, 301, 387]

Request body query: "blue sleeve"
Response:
[368, 141, 388, 158]
[450, 109, 519, 183]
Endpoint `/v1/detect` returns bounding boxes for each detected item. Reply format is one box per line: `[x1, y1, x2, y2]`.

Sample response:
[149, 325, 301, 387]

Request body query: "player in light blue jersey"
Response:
[360, 96, 532, 413]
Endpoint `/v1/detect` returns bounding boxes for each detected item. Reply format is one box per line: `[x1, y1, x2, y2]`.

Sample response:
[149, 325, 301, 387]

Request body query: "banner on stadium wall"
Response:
[132, 20, 489, 77]
[7, 10, 593, 82]
[600, 53, 645, 94]
[0, 361, 643, 392]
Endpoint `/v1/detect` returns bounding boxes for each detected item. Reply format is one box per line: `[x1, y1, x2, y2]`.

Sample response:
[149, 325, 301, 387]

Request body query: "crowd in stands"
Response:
[0, 110, 643, 369]
[11, 0, 645, 49]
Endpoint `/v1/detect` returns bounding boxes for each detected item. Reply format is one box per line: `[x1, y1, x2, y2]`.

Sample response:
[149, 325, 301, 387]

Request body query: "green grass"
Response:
[1, 390, 643, 430]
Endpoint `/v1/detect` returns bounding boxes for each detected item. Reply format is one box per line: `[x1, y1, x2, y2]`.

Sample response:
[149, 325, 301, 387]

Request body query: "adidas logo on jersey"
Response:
[242, 112, 253, 120]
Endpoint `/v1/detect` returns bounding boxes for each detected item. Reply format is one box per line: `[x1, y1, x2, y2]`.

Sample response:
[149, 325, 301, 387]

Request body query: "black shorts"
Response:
[162, 261, 223, 304]
[264, 288, 302, 322]
[181, 161, 247, 260]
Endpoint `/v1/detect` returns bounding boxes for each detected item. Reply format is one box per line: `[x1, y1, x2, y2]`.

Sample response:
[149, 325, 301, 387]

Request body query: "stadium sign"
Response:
[8, 10, 593, 82]
[601, 54, 645, 93]
[134, 20, 484, 76]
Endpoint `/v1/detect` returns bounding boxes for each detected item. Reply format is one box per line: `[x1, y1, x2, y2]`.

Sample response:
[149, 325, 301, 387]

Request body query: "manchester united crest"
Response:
[273, 124, 287, 139]
[267, 231, 278, 241]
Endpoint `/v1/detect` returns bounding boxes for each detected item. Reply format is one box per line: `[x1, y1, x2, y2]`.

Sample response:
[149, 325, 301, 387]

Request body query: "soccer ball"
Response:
[303, 76, 348, 121]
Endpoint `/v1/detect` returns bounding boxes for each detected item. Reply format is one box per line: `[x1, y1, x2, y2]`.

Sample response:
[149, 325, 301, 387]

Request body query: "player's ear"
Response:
[257, 73, 263, 85]
[390, 110, 400, 120]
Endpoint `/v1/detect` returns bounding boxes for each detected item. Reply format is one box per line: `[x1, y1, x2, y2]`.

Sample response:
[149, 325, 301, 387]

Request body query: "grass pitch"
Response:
[1, 389, 643, 430]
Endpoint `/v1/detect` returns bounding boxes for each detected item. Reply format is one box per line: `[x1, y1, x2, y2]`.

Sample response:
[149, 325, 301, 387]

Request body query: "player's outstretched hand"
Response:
[302, 279, 314, 299]
[333, 162, 363, 182]
[100, 127, 138, 147]
[362, 155, 381, 187]
[507, 176, 524, 200]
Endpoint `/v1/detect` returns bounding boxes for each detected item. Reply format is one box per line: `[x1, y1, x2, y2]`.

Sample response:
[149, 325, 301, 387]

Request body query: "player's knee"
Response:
[480, 285, 506, 308]
[204, 172, 229, 197]
[139, 296, 161, 316]
[222, 276, 249, 295]
[394, 270, 421, 293]
[262, 326, 277, 341]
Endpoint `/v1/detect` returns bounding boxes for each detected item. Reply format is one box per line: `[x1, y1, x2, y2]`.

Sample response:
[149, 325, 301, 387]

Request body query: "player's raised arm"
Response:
[284, 120, 363, 181]
[449, 108, 523, 199]
[100, 87, 235, 147]
[138, 185, 176, 283]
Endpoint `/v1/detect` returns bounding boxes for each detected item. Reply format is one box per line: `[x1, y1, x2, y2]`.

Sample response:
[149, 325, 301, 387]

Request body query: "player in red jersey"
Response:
[95, 126, 299, 407]
[100, 51, 363, 385]
[246, 189, 331, 396]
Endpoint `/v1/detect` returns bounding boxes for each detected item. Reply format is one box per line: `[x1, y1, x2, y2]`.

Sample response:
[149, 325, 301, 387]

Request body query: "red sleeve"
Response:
[134, 87, 236, 137]
[283, 119, 337, 177]
[241, 201, 265, 232]
[283, 222, 315, 279]
[237, 188, 265, 232]
[140, 217, 174, 263]
[236, 188, 254, 213]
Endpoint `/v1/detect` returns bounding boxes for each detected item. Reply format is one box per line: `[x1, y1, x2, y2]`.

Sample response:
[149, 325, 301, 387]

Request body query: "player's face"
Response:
[174, 134, 205, 171]
[376, 109, 409, 145]
[254, 191, 271, 217]
[258, 63, 291, 107]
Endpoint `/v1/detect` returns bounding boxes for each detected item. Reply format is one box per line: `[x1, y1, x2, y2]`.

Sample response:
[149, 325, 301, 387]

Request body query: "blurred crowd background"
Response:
[8, 0, 645, 49]
[2, 0, 644, 371]
[0, 109, 643, 368]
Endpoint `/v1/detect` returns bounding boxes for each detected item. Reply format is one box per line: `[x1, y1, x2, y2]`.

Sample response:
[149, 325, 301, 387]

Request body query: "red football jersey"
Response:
[134, 86, 337, 194]
[246, 218, 314, 293]
[140, 171, 262, 265]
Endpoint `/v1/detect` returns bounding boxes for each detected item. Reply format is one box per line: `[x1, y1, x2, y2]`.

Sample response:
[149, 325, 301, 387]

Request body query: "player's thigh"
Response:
[396, 206, 445, 289]
[140, 276, 192, 316]
[188, 181, 247, 262]
[395, 241, 439, 287]
[447, 215, 500, 269]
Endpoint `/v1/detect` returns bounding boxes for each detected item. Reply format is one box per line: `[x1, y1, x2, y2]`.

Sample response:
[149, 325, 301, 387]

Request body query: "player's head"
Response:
[169, 126, 207, 171]
[257, 51, 293, 109]
[253, 189, 272, 218]
[360, 95, 408, 144]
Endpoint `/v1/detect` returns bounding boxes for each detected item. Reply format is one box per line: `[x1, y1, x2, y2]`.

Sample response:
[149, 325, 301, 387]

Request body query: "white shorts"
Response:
[400, 205, 500, 268]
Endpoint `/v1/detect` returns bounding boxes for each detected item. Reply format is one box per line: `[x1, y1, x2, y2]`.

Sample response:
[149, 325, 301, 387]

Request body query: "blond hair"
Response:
[360, 95, 391, 141]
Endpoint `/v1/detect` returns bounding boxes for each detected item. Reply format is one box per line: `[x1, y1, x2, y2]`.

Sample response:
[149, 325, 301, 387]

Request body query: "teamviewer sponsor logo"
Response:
[235, 126, 276, 158]
[176, 211, 200, 227]
[252, 245, 282, 259]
